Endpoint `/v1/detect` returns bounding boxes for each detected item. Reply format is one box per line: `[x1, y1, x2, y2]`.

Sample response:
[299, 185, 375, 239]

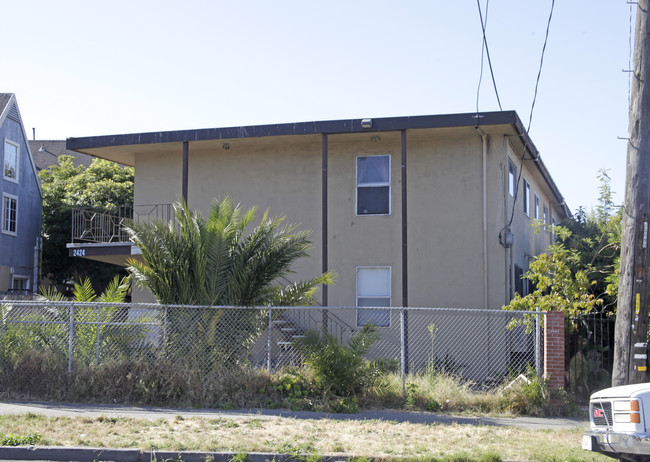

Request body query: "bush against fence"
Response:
[0, 301, 544, 405]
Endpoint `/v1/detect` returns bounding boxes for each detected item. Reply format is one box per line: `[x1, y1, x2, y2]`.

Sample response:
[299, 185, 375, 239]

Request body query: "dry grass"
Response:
[1, 413, 608, 461]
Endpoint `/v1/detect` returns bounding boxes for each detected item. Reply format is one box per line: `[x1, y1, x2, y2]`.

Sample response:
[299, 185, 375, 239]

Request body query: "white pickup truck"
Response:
[583, 383, 650, 461]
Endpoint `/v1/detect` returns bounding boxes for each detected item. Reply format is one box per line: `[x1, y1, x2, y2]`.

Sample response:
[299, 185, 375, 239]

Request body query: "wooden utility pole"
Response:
[613, 0, 650, 387]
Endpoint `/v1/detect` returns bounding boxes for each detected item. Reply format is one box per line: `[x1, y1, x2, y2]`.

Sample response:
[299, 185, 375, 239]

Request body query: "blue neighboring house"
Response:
[0, 93, 42, 295]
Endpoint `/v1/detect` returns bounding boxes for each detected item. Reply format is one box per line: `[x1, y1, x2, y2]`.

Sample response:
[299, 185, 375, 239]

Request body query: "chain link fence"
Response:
[0, 301, 543, 400]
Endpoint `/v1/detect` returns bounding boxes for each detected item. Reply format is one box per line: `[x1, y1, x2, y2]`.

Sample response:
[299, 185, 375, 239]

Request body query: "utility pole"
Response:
[613, 0, 650, 387]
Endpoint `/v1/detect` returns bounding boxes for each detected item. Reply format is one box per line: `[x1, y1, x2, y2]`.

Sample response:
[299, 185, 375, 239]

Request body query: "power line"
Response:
[501, 0, 557, 233]
[525, 0, 555, 133]
[475, 0, 503, 114]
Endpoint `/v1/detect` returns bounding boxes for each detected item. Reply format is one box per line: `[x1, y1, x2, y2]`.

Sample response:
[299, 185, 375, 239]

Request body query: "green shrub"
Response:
[294, 324, 381, 397]
[1, 432, 42, 446]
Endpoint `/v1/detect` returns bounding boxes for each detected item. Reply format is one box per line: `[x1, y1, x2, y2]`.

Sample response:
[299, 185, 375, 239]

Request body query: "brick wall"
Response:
[544, 310, 565, 390]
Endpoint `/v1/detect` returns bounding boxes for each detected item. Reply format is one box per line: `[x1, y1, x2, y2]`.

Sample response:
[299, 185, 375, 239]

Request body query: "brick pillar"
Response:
[544, 311, 565, 390]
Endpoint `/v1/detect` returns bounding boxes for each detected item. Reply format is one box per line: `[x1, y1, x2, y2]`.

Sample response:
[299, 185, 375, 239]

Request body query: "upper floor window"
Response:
[356, 266, 391, 327]
[552, 216, 557, 241]
[508, 160, 517, 197]
[543, 205, 549, 226]
[2, 193, 17, 235]
[3, 140, 19, 182]
[357, 155, 390, 215]
[534, 193, 540, 220]
[523, 179, 530, 216]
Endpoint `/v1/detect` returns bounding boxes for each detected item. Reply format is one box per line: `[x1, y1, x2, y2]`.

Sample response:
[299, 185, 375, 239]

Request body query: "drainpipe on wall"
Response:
[476, 128, 489, 309]
[481, 133, 489, 309]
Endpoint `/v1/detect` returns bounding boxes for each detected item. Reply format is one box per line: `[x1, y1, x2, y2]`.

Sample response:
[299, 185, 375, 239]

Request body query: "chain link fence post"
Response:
[400, 307, 406, 396]
[95, 305, 101, 367]
[67, 302, 74, 374]
[535, 307, 542, 377]
[267, 308, 273, 373]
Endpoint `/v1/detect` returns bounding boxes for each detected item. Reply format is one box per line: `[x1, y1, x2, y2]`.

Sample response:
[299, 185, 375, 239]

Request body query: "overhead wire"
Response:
[475, 0, 503, 121]
[501, 0, 557, 236]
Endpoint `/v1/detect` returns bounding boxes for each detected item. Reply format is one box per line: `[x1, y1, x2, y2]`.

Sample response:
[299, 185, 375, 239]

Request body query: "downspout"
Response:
[182, 141, 189, 204]
[503, 136, 511, 304]
[476, 129, 489, 309]
[482, 134, 488, 310]
[322, 134, 329, 331]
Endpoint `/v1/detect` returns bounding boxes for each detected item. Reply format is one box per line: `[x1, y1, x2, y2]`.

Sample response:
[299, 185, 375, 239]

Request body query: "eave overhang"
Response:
[66, 110, 570, 218]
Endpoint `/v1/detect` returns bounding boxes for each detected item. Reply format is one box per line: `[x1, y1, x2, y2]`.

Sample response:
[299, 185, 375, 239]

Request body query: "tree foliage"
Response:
[38, 156, 134, 293]
[125, 197, 334, 369]
[126, 197, 332, 306]
[504, 170, 621, 318]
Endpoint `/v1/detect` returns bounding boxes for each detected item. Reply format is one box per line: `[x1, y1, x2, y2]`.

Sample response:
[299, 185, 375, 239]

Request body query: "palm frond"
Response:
[73, 278, 97, 302]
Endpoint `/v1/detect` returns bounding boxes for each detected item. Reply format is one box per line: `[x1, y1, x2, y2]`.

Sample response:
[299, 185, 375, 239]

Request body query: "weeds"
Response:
[1, 432, 43, 446]
[0, 347, 568, 417]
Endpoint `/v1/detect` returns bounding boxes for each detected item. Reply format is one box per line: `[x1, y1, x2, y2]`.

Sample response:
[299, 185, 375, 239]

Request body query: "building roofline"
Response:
[66, 110, 569, 216]
[0, 93, 43, 198]
[67, 111, 519, 149]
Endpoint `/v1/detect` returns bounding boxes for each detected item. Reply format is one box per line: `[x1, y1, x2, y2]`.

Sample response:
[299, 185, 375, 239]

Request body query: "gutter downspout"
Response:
[476, 128, 489, 309]
[503, 136, 510, 304]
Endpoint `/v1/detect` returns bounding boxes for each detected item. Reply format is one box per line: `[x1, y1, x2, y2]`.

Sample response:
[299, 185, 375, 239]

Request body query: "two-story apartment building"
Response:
[66, 110, 569, 313]
[0, 94, 42, 294]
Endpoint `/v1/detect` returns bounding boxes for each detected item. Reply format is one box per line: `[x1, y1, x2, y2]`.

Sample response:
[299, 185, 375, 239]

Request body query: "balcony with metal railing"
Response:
[71, 204, 173, 244]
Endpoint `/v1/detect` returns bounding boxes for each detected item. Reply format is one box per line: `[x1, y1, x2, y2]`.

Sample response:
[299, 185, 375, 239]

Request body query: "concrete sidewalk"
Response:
[0, 400, 588, 461]
[0, 400, 588, 429]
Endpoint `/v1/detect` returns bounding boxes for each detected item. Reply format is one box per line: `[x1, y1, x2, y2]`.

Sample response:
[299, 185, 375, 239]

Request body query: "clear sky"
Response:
[4, 1, 632, 213]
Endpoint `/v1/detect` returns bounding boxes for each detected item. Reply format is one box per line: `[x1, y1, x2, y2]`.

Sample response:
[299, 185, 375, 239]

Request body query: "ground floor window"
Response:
[356, 266, 391, 327]
[11, 276, 29, 292]
[2, 194, 17, 235]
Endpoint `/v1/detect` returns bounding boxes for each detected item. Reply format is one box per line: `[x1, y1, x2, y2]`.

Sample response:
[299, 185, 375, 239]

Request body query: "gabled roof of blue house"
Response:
[0, 93, 42, 196]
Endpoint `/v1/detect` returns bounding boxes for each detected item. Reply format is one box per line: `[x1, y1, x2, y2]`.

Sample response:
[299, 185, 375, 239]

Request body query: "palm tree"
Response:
[36, 276, 133, 365]
[125, 198, 333, 370]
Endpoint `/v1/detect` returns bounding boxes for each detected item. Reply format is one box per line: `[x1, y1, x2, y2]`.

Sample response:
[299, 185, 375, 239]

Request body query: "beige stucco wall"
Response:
[129, 127, 564, 317]
[116, 124, 567, 379]
[505, 140, 561, 298]
[132, 136, 324, 303]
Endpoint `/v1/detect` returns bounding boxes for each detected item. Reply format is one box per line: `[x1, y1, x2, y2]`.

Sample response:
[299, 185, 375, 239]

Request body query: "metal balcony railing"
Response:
[71, 204, 173, 244]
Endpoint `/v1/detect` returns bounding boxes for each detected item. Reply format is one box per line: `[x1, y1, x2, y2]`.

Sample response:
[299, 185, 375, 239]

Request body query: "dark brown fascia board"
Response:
[65, 109, 570, 217]
[510, 116, 571, 218]
[66, 111, 518, 150]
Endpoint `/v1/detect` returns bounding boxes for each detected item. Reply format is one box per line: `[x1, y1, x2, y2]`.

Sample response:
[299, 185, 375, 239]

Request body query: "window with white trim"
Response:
[357, 155, 390, 215]
[508, 160, 517, 197]
[356, 266, 391, 327]
[3, 140, 19, 181]
[2, 194, 17, 235]
[11, 276, 29, 292]
[552, 216, 557, 241]
[543, 205, 549, 226]
[534, 193, 540, 220]
[523, 179, 530, 216]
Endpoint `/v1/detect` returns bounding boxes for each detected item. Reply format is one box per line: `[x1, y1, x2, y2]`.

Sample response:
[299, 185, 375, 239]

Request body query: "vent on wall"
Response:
[7, 104, 20, 122]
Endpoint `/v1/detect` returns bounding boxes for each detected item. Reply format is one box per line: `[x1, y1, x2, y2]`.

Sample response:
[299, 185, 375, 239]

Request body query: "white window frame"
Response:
[534, 193, 540, 220]
[543, 204, 549, 226]
[552, 216, 557, 241]
[508, 159, 517, 197]
[2, 193, 17, 236]
[356, 266, 391, 327]
[523, 179, 530, 216]
[3, 139, 19, 182]
[11, 275, 30, 292]
[356, 155, 391, 216]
